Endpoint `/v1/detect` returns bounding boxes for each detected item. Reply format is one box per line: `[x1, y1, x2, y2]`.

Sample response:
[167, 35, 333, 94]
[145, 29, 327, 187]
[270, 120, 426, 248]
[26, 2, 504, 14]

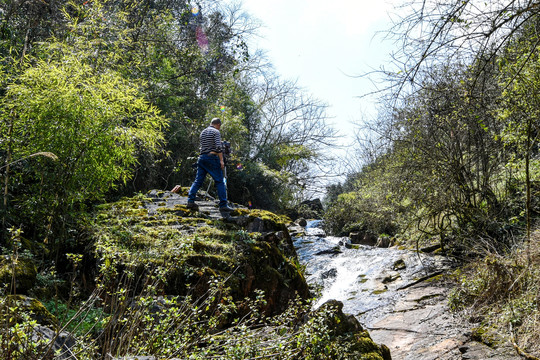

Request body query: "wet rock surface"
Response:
[292, 221, 523, 360]
[365, 281, 521, 360]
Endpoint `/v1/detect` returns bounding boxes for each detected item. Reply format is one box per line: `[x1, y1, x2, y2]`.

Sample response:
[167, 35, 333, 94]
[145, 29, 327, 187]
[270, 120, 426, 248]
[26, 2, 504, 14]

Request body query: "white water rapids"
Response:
[292, 221, 525, 360]
[292, 220, 451, 326]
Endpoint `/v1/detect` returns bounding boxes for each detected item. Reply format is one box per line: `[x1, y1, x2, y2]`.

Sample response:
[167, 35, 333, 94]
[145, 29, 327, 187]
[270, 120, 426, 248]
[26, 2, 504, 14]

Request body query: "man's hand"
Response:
[171, 185, 181, 193]
[220, 160, 225, 169]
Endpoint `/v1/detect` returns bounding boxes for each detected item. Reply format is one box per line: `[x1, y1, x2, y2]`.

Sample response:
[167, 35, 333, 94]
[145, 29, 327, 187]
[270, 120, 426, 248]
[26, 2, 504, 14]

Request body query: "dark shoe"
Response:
[186, 202, 199, 211]
[220, 211, 232, 219]
[219, 205, 234, 212]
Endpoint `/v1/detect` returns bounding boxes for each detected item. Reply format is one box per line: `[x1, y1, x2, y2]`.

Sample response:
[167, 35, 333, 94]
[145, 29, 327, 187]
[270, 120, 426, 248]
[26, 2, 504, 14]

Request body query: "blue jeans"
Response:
[188, 154, 228, 207]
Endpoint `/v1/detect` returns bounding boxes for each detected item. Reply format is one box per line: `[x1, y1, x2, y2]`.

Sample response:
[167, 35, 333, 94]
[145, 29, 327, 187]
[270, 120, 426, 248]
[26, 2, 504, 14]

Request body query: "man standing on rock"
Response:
[184, 118, 234, 213]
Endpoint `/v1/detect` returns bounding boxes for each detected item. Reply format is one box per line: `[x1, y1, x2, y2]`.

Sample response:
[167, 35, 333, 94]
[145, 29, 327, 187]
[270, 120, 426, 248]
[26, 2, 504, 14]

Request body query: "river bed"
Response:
[292, 220, 521, 360]
[293, 220, 451, 326]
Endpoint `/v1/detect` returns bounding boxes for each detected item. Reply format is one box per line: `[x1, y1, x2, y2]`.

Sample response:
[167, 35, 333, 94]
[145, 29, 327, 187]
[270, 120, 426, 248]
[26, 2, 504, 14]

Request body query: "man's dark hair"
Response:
[210, 117, 221, 125]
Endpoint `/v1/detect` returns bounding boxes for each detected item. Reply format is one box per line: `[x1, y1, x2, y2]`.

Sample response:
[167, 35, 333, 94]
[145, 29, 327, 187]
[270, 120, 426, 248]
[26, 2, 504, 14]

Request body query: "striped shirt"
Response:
[199, 126, 223, 154]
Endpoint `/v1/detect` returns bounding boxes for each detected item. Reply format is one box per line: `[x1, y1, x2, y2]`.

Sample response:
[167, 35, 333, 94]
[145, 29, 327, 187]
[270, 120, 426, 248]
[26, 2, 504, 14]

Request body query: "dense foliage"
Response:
[0, 1, 347, 358]
[0, 0, 335, 247]
[325, 1, 540, 355]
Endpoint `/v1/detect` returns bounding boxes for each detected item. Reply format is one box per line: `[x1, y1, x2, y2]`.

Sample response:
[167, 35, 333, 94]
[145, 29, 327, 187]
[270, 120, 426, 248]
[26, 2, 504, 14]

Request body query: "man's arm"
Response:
[218, 152, 224, 169]
[214, 129, 224, 169]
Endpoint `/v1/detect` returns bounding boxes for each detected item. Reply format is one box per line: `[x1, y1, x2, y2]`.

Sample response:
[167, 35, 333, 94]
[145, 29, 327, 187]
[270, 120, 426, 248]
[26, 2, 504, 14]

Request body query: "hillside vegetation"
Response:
[0, 190, 391, 359]
[324, 1, 540, 356]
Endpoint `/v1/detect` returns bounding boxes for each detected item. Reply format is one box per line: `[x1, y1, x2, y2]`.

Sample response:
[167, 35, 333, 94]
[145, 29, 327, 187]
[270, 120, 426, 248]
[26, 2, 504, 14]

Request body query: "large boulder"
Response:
[93, 192, 310, 318]
[350, 231, 378, 246]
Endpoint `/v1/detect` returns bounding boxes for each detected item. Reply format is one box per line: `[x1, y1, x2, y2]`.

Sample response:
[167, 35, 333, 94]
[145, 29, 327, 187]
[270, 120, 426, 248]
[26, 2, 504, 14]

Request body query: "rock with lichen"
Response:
[91, 191, 310, 317]
[1, 294, 57, 327]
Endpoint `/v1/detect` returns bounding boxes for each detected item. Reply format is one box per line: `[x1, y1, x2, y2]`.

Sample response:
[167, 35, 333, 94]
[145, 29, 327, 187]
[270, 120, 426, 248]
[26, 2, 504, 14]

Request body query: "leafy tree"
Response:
[231, 73, 336, 207]
[498, 24, 540, 258]
[328, 61, 519, 251]
[398, 64, 508, 239]
[0, 51, 166, 248]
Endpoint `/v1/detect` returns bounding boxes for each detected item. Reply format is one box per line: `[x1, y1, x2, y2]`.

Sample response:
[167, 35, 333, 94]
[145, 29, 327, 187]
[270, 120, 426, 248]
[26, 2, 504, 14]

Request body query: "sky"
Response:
[230, 0, 398, 154]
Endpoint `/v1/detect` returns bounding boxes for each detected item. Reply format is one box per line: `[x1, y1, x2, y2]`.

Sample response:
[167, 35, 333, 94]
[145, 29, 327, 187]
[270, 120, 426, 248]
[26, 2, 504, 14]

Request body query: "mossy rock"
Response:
[392, 258, 406, 271]
[0, 257, 37, 294]
[235, 240, 310, 316]
[91, 193, 309, 319]
[471, 325, 499, 347]
[156, 204, 191, 217]
[314, 300, 391, 360]
[1, 295, 58, 328]
[234, 209, 291, 233]
[194, 226, 231, 241]
[184, 253, 236, 272]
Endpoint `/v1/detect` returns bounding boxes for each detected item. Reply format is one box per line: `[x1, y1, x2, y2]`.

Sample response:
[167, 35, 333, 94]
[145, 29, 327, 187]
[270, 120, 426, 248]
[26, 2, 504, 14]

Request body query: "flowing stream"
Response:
[292, 220, 523, 360]
[292, 220, 450, 328]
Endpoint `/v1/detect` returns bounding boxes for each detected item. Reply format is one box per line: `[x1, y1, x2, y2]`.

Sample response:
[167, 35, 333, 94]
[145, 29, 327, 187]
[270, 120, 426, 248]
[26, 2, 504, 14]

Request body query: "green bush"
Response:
[447, 238, 540, 354]
[324, 191, 398, 237]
